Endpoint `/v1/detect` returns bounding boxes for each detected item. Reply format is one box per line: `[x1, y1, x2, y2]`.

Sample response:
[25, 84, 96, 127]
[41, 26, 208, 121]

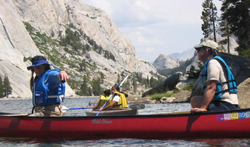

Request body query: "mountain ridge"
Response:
[0, 0, 161, 97]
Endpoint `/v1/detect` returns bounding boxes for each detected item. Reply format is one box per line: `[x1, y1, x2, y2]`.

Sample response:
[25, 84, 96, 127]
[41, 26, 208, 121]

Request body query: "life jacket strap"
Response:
[215, 87, 238, 95]
[47, 95, 64, 98]
[48, 95, 64, 104]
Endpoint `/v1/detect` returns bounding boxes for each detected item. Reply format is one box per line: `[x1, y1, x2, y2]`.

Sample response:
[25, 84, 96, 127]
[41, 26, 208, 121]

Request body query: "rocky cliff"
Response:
[0, 0, 159, 97]
[153, 54, 180, 71]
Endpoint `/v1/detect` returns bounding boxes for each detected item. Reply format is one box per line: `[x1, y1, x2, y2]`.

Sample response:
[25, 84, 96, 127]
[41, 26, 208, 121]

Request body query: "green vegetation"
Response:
[220, 0, 250, 57]
[23, 22, 98, 95]
[0, 75, 12, 97]
[23, 21, 168, 96]
[200, 0, 250, 56]
[23, 57, 32, 62]
[186, 65, 200, 79]
[182, 82, 194, 92]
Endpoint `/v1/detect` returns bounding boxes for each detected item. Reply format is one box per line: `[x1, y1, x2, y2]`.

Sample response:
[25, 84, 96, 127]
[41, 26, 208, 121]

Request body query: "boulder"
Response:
[238, 77, 250, 108]
[171, 90, 191, 102]
[161, 97, 176, 103]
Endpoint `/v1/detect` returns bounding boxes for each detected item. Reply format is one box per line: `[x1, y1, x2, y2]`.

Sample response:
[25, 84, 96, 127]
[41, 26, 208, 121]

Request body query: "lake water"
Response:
[0, 98, 250, 146]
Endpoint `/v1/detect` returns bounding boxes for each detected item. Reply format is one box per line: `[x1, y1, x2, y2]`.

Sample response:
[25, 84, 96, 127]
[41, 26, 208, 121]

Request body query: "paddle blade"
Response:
[129, 104, 145, 110]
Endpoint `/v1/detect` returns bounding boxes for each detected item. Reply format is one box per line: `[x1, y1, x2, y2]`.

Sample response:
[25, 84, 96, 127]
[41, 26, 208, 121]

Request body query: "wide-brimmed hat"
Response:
[194, 40, 219, 50]
[27, 55, 51, 70]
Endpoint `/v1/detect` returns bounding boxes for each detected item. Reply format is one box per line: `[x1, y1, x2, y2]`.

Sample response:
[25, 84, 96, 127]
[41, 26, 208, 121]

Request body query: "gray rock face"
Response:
[0, 0, 158, 97]
[169, 48, 195, 61]
[153, 54, 180, 70]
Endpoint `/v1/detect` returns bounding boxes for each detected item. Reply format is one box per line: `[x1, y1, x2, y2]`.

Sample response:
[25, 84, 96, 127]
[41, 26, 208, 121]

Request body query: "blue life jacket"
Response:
[32, 68, 65, 106]
[202, 56, 237, 101]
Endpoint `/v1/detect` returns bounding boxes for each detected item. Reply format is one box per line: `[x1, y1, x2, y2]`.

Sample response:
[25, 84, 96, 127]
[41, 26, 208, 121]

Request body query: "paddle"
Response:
[96, 75, 130, 116]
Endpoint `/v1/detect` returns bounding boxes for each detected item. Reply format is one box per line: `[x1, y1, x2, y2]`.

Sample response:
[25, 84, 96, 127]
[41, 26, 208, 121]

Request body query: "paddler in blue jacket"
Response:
[190, 40, 240, 113]
[27, 55, 69, 117]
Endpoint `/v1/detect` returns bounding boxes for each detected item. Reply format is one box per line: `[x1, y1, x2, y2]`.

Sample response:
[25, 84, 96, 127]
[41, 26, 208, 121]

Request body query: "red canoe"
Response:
[0, 108, 250, 139]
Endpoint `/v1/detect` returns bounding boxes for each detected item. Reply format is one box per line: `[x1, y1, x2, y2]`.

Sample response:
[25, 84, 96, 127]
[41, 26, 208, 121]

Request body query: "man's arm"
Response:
[191, 80, 217, 112]
[200, 80, 217, 109]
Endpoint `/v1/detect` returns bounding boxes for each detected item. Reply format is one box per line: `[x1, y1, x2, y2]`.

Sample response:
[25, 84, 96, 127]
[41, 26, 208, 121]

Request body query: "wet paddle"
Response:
[96, 75, 130, 116]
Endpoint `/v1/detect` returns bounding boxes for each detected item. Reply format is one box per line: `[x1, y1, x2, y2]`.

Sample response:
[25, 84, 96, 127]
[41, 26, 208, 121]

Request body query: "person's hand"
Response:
[191, 108, 207, 114]
[99, 107, 104, 111]
[58, 71, 69, 82]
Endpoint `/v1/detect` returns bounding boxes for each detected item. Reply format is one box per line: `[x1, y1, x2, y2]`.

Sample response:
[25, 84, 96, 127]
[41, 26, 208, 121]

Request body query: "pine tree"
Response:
[123, 81, 130, 91]
[221, 0, 250, 57]
[201, 0, 218, 41]
[0, 76, 3, 97]
[88, 87, 92, 96]
[79, 60, 86, 72]
[100, 72, 104, 84]
[187, 65, 200, 79]
[150, 77, 158, 88]
[92, 78, 101, 95]
[80, 75, 88, 95]
[132, 77, 137, 93]
[116, 74, 121, 85]
[3, 75, 12, 97]
[219, 20, 232, 53]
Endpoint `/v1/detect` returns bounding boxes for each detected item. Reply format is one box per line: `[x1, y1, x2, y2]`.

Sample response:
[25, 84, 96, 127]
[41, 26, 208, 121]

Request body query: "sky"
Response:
[81, 0, 222, 63]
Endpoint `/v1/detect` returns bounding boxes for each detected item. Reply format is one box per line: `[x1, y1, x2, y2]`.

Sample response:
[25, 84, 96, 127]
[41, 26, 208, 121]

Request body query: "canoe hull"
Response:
[1, 109, 250, 139]
[85, 108, 138, 116]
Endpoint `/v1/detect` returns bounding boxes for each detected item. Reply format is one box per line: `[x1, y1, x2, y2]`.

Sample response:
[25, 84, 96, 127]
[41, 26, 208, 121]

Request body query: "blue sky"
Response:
[81, 0, 222, 63]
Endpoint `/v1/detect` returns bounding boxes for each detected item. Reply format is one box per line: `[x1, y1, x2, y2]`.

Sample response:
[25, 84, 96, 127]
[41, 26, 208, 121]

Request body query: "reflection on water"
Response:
[0, 98, 249, 146]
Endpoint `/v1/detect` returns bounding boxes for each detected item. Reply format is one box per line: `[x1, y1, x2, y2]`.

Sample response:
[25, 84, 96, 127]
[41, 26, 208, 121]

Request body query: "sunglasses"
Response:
[196, 47, 206, 52]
